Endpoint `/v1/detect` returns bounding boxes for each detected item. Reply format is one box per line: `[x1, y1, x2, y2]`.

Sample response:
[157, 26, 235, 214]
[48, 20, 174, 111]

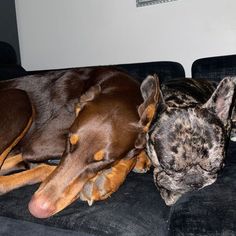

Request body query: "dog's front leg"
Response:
[79, 151, 151, 205]
[0, 163, 56, 195]
[0, 154, 27, 175]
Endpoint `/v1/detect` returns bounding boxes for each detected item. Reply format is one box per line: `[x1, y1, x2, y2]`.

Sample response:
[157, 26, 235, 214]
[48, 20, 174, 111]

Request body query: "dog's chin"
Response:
[159, 176, 218, 206]
[159, 188, 183, 206]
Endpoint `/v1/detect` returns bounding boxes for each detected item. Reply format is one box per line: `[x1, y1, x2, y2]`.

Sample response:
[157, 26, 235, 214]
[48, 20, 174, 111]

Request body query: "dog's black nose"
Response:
[189, 182, 203, 189]
[185, 174, 203, 189]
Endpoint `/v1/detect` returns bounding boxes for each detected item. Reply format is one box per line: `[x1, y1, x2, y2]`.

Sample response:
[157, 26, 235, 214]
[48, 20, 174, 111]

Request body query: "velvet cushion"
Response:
[0, 65, 27, 80]
[0, 41, 17, 65]
[0, 42, 27, 80]
[118, 61, 185, 82]
[192, 54, 236, 81]
[0, 171, 170, 236]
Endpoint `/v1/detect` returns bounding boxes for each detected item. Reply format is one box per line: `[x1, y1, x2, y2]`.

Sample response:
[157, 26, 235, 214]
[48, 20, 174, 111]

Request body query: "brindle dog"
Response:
[0, 67, 152, 218]
[140, 75, 236, 205]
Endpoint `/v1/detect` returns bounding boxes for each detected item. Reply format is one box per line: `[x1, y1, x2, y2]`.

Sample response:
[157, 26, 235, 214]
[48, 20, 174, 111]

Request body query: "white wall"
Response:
[15, 0, 236, 76]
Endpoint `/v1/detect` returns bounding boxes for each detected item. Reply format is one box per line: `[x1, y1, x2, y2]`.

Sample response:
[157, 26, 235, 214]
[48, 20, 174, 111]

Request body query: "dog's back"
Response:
[0, 67, 141, 161]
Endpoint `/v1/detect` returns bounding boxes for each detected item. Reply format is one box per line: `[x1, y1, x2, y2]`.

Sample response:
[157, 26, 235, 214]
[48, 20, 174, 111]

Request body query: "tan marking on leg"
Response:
[133, 151, 151, 173]
[0, 154, 26, 175]
[94, 149, 105, 161]
[0, 164, 56, 195]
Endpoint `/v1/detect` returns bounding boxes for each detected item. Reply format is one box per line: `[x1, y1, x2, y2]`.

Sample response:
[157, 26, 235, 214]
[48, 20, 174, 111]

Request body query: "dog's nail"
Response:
[79, 192, 86, 201]
[87, 199, 94, 206]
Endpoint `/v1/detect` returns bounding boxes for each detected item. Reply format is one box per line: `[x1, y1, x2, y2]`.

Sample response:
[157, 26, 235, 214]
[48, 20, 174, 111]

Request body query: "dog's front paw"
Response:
[80, 169, 113, 205]
[132, 151, 151, 173]
[80, 159, 135, 205]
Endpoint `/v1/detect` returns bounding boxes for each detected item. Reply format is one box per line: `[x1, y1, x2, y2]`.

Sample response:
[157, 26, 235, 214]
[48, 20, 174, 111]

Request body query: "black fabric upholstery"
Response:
[192, 54, 236, 81]
[26, 61, 185, 83]
[0, 64, 27, 80]
[0, 41, 17, 64]
[0, 171, 169, 236]
[118, 61, 185, 83]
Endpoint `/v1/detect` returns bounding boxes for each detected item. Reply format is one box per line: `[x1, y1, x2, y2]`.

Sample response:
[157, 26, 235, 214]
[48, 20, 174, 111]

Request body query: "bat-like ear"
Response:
[75, 84, 101, 117]
[202, 77, 236, 126]
[138, 74, 163, 132]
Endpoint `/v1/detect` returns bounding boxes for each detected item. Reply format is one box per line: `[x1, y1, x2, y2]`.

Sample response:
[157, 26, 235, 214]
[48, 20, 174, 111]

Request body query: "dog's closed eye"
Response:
[94, 149, 105, 161]
[198, 157, 223, 173]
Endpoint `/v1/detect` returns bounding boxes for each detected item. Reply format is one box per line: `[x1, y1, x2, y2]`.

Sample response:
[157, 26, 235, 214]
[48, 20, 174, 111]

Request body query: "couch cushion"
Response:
[168, 141, 236, 236]
[0, 65, 27, 80]
[0, 42, 27, 80]
[192, 54, 236, 81]
[0, 41, 17, 65]
[0, 171, 170, 236]
[25, 61, 185, 83]
[118, 61, 185, 83]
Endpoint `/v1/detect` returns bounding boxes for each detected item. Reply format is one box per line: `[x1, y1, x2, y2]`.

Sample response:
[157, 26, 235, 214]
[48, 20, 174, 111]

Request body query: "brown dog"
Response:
[0, 67, 154, 218]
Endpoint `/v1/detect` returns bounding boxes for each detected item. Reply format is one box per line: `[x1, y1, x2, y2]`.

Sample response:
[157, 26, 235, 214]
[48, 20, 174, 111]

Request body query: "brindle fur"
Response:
[141, 77, 236, 205]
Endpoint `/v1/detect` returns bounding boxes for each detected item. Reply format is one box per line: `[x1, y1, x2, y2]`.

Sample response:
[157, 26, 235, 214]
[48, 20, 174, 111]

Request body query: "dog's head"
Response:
[141, 76, 236, 205]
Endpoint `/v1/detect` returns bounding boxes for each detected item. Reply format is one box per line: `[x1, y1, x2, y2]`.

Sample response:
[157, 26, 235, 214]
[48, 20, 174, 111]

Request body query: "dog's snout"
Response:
[189, 182, 203, 189]
[28, 195, 56, 218]
[185, 174, 204, 189]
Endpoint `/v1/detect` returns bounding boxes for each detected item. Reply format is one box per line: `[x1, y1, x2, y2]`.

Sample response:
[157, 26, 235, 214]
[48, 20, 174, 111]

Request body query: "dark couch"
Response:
[1, 41, 236, 235]
[0, 41, 27, 80]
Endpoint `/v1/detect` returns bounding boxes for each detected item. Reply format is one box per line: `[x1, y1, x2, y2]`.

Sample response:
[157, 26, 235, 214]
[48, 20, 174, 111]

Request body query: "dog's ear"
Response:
[202, 77, 236, 126]
[75, 84, 101, 117]
[138, 74, 162, 132]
